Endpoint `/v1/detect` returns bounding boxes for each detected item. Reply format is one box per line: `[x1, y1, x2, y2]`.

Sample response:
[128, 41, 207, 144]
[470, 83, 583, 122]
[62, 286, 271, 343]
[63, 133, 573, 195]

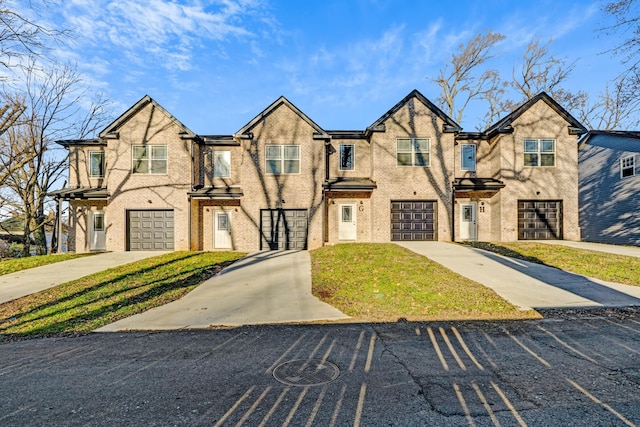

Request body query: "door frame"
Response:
[338, 203, 357, 240]
[89, 210, 106, 251]
[459, 202, 477, 241]
[214, 210, 232, 249]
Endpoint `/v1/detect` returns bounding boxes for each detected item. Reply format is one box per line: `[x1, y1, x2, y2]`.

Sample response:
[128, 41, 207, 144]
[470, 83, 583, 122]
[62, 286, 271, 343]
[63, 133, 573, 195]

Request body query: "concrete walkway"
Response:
[0, 252, 165, 304]
[398, 242, 640, 310]
[97, 250, 349, 331]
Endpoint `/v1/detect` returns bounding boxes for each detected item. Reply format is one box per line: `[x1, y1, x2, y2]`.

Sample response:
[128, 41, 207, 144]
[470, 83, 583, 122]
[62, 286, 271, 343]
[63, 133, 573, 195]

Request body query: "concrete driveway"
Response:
[97, 250, 349, 331]
[398, 241, 640, 310]
[0, 251, 164, 304]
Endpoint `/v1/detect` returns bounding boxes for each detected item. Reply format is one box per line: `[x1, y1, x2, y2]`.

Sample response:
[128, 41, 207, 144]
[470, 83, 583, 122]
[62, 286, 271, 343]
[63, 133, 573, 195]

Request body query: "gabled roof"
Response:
[368, 89, 461, 134]
[484, 92, 586, 139]
[234, 96, 329, 140]
[98, 95, 196, 140]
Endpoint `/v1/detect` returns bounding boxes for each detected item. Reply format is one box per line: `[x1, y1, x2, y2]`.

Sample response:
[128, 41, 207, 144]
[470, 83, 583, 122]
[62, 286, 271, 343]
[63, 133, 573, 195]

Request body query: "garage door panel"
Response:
[518, 200, 561, 240]
[128, 210, 174, 251]
[390, 200, 437, 241]
[261, 209, 308, 250]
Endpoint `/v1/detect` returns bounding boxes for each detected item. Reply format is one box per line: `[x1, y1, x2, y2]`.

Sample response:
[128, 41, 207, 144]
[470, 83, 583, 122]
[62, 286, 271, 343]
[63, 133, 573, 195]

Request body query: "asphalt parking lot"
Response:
[2, 307, 640, 426]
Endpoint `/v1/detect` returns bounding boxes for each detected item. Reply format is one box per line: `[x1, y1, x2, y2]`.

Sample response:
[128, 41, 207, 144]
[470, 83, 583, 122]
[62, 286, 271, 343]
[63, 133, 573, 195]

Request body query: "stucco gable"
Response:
[98, 95, 196, 140]
[484, 92, 586, 138]
[234, 96, 328, 140]
[368, 89, 461, 134]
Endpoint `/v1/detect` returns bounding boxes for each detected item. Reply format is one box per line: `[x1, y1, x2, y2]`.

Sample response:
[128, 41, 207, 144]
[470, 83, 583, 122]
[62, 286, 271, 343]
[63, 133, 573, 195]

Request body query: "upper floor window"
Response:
[266, 145, 300, 174]
[132, 145, 167, 174]
[524, 138, 555, 167]
[397, 138, 429, 166]
[214, 151, 230, 178]
[461, 144, 476, 171]
[621, 155, 636, 178]
[339, 144, 354, 171]
[89, 151, 104, 177]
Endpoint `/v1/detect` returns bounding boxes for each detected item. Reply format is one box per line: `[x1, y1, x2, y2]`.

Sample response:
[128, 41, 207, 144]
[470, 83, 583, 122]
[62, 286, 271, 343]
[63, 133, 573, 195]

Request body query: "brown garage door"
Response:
[128, 210, 175, 250]
[261, 209, 308, 250]
[518, 200, 562, 240]
[391, 201, 436, 241]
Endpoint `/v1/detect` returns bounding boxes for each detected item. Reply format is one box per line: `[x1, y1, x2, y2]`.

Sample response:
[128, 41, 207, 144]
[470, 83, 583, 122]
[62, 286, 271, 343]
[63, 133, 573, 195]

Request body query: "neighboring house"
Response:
[579, 131, 640, 246]
[51, 90, 585, 253]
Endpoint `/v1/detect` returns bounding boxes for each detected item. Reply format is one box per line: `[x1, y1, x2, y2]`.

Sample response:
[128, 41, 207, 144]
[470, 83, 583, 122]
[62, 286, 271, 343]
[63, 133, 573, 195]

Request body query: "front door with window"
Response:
[339, 204, 357, 240]
[214, 211, 232, 249]
[89, 210, 106, 251]
[460, 203, 477, 240]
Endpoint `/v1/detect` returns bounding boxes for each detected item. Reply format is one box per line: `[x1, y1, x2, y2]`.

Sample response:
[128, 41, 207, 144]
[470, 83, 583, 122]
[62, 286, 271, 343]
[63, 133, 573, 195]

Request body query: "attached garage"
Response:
[390, 201, 437, 241]
[127, 210, 175, 250]
[260, 209, 308, 250]
[518, 200, 562, 240]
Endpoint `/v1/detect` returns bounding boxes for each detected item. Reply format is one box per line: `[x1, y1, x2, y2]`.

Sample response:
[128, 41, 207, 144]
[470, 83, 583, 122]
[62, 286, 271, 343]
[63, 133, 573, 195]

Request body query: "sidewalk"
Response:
[0, 252, 165, 304]
[97, 250, 349, 331]
[398, 242, 640, 310]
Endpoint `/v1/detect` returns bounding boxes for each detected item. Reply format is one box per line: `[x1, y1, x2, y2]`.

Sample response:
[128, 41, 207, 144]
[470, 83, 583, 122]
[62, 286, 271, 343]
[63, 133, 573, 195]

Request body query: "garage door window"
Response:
[397, 138, 429, 167]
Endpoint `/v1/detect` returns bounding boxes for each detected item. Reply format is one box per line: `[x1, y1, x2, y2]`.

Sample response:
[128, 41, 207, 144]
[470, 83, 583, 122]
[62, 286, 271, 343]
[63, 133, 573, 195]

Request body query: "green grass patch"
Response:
[0, 251, 245, 340]
[0, 253, 93, 276]
[311, 243, 538, 322]
[464, 242, 640, 286]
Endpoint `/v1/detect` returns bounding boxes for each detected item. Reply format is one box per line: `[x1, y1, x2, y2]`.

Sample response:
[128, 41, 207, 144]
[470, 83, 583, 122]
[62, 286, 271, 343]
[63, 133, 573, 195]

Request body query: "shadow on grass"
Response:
[0, 253, 241, 340]
[461, 241, 548, 265]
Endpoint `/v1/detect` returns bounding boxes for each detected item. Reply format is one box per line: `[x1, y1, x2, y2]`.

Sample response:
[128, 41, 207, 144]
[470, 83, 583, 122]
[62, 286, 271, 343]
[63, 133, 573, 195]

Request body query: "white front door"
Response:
[89, 210, 106, 251]
[214, 211, 232, 249]
[338, 204, 357, 240]
[460, 203, 477, 240]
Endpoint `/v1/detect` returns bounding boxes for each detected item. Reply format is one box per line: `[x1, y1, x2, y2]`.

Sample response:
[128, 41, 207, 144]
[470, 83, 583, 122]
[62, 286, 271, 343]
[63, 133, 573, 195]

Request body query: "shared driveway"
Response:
[398, 241, 640, 310]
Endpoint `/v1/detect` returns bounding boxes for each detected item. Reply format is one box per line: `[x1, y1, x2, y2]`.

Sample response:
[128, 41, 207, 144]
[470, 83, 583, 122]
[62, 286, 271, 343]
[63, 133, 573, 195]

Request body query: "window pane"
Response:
[397, 153, 413, 166]
[152, 145, 167, 159]
[89, 152, 104, 177]
[266, 146, 281, 159]
[461, 144, 476, 171]
[340, 145, 354, 170]
[284, 145, 299, 160]
[541, 139, 555, 152]
[133, 159, 148, 174]
[266, 159, 281, 174]
[284, 159, 300, 174]
[540, 153, 555, 166]
[415, 151, 429, 166]
[342, 206, 352, 222]
[397, 138, 412, 152]
[133, 146, 148, 159]
[524, 139, 538, 152]
[524, 153, 539, 166]
[214, 151, 230, 178]
[150, 160, 167, 174]
[93, 214, 104, 231]
[414, 138, 430, 152]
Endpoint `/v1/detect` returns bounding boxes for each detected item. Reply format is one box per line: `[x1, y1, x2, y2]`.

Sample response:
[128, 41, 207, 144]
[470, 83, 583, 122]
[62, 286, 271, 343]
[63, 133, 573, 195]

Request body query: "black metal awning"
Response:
[188, 186, 244, 199]
[453, 178, 505, 192]
[323, 178, 377, 191]
[48, 187, 109, 200]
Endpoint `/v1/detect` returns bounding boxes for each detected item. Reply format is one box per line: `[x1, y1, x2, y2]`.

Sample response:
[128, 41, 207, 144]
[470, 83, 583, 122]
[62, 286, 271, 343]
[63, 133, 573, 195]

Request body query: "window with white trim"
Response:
[339, 144, 354, 170]
[89, 151, 104, 177]
[132, 145, 167, 174]
[213, 151, 230, 178]
[524, 138, 555, 167]
[266, 145, 300, 174]
[621, 155, 636, 178]
[397, 138, 430, 166]
[461, 144, 476, 171]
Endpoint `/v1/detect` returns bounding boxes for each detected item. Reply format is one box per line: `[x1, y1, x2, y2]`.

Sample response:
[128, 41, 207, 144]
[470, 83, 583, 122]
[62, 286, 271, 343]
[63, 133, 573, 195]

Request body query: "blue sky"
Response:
[17, 0, 624, 134]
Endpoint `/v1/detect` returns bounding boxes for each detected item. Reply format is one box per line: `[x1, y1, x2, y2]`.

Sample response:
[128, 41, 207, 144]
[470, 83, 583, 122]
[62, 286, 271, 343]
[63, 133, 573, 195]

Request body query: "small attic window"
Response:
[621, 156, 635, 178]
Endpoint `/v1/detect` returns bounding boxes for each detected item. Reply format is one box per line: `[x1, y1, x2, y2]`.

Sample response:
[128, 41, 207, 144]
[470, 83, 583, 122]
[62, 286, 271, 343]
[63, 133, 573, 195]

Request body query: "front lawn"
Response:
[0, 251, 245, 340]
[0, 253, 93, 276]
[311, 243, 538, 322]
[464, 242, 640, 286]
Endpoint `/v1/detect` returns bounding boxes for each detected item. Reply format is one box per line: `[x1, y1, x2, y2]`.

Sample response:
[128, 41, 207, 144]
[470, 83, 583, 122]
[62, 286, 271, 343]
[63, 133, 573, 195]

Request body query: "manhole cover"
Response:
[272, 359, 340, 386]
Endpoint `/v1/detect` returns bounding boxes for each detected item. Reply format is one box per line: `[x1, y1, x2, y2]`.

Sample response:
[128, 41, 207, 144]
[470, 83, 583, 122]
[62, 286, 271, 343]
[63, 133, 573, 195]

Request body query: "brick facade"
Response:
[54, 90, 585, 253]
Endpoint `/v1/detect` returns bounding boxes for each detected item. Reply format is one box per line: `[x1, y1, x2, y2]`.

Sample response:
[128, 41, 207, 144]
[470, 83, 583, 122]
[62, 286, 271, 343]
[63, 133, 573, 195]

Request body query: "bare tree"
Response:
[0, 59, 110, 255]
[577, 74, 640, 129]
[601, 0, 640, 86]
[432, 30, 506, 124]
